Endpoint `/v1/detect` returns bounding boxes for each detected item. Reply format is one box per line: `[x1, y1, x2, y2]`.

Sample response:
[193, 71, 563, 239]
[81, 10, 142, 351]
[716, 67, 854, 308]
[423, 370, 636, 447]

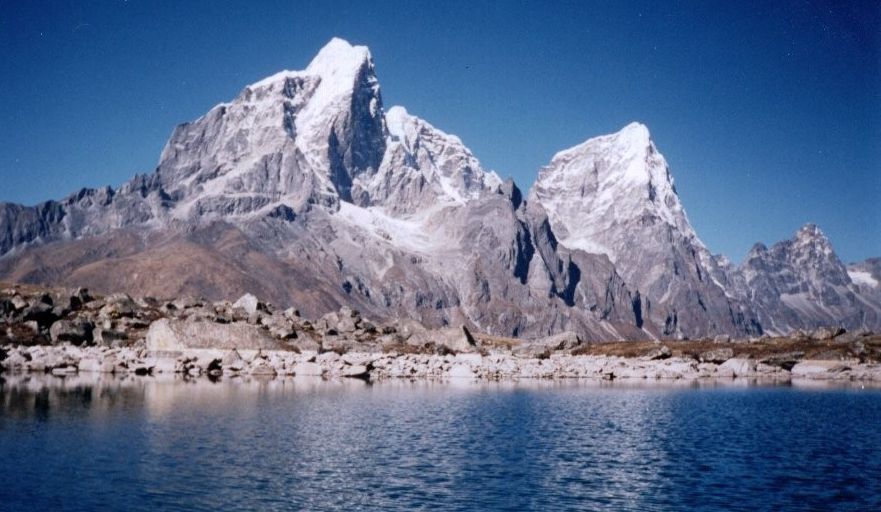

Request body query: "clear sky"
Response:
[1, 0, 879, 263]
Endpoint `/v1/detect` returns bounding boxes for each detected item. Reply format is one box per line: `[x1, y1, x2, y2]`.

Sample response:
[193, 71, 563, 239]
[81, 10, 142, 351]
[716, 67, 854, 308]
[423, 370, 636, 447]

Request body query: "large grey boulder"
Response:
[145, 318, 291, 352]
[49, 319, 95, 345]
[719, 358, 757, 377]
[699, 347, 734, 364]
[791, 360, 851, 378]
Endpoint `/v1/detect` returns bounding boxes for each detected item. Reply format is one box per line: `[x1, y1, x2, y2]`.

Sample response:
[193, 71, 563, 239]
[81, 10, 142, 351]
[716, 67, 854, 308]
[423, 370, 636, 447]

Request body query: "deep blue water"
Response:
[1, 375, 880, 511]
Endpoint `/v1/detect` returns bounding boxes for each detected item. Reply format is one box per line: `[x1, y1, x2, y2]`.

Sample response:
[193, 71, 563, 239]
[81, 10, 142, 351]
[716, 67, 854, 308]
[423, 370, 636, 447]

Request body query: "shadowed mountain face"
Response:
[0, 38, 878, 340]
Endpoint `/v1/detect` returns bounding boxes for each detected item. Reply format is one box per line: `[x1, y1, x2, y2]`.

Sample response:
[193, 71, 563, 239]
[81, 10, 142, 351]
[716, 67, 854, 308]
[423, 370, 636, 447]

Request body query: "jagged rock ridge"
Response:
[0, 38, 878, 340]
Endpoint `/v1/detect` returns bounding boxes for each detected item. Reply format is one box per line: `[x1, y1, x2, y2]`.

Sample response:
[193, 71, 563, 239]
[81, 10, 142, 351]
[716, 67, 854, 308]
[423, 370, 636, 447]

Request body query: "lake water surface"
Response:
[1, 375, 880, 511]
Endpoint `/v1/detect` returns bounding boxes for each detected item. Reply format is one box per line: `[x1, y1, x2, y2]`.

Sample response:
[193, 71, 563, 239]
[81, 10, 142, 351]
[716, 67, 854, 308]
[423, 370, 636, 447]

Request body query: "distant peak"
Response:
[796, 223, 825, 240]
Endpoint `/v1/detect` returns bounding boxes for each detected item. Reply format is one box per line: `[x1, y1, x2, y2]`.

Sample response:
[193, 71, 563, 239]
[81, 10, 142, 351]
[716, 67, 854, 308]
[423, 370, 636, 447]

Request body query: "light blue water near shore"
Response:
[1, 375, 880, 511]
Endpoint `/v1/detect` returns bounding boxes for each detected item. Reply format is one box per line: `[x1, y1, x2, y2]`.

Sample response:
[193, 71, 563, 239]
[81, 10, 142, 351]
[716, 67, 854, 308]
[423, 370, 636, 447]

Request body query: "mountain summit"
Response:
[1, 38, 878, 340]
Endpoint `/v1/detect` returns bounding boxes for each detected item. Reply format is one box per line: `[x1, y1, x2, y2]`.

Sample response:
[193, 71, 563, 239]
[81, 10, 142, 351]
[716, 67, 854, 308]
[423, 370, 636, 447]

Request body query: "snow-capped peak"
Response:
[154, 37, 385, 217]
[549, 121, 653, 186]
[245, 38, 371, 90]
[305, 37, 372, 78]
[529, 122, 701, 261]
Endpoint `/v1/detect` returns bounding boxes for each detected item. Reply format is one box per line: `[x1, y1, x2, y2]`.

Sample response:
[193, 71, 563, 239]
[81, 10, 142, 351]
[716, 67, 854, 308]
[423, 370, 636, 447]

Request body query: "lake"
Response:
[1, 375, 880, 511]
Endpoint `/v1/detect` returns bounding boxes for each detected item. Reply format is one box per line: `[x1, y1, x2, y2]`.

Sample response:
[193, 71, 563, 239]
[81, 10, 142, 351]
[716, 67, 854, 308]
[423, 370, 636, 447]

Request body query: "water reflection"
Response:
[1, 374, 880, 511]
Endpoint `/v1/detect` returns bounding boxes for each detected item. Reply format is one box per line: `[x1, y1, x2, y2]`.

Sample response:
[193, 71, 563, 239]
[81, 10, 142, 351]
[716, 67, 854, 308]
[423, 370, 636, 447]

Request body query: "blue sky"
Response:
[1, 0, 879, 263]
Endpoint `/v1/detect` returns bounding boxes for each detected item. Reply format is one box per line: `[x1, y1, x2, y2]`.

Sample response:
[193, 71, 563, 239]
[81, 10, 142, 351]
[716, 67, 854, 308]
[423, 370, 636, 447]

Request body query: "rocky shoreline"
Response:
[2, 283, 880, 383]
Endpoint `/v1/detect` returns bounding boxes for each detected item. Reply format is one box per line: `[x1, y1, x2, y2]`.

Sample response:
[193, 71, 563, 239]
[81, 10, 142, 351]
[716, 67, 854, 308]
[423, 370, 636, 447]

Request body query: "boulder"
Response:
[646, 345, 672, 360]
[395, 318, 428, 339]
[341, 364, 369, 378]
[0, 298, 14, 318]
[698, 347, 734, 364]
[339, 305, 359, 318]
[810, 327, 846, 341]
[22, 302, 58, 327]
[10, 295, 28, 311]
[93, 328, 128, 347]
[249, 360, 278, 376]
[713, 334, 731, 343]
[760, 351, 804, 371]
[513, 343, 551, 359]
[101, 293, 138, 318]
[145, 319, 292, 352]
[719, 358, 757, 377]
[49, 319, 95, 345]
[538, 331, 582, 351]
[73, 288, 94, 305]
[233, 293, 266, 315]
[336, 315, 358, 333]
[291, 333, 321, 352]
[221, 349, 243, 366]
[791, 360, 851, 378]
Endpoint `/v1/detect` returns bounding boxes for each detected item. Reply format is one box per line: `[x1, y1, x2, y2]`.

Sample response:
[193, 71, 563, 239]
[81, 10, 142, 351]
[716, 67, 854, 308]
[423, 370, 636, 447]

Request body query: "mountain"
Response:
[0, 38, 878, 340]
[528, 123, 760, 338]
[735, 225, 881, 334]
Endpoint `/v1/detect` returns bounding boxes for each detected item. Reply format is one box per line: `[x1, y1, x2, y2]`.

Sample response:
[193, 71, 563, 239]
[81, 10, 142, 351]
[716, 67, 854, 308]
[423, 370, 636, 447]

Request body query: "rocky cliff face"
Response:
[0, 38, 878, 340]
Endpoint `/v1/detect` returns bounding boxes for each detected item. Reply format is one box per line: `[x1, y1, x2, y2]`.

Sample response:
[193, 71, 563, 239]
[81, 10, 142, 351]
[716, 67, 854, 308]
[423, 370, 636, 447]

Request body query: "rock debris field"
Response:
[2, 283, 881, 383]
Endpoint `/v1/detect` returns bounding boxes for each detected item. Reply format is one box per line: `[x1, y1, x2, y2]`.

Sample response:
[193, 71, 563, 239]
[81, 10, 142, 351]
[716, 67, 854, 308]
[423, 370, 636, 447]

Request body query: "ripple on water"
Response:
[0, 375, 880, 511]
